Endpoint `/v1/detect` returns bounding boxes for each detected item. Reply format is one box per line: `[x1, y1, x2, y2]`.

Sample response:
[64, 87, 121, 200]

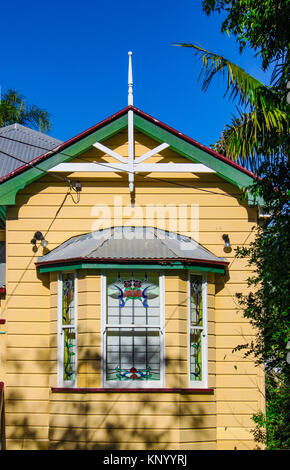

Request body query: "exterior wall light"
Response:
[222, 234, 231, 253]
[222, 234, 230, 248]
[31, 231, 48, 247]
[74, 181, 82, 192]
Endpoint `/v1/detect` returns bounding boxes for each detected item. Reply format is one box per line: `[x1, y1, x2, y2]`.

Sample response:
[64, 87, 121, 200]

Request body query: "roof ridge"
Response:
[82, 228, 113, 258]
[0, 123, 62, 144]
[153, 227, 183, 258]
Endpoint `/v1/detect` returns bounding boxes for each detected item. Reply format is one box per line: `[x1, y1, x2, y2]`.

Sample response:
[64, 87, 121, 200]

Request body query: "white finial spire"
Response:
[128, 51, 133, 106]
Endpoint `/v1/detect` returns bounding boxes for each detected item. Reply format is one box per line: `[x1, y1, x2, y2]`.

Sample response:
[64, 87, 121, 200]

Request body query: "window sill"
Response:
[51, 387, 214, 394]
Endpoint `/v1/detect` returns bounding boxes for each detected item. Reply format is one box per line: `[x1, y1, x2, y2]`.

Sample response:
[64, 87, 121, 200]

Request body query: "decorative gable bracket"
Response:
[49, 112, 215, 194]
[0, 52, 261, 206]
[49, 53, 215, 193]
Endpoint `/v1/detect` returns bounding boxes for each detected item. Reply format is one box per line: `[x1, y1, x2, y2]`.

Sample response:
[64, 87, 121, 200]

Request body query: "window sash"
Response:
[188, 273, 208, 388]
[101, 272, 165, 388]
[58, 272, 77, 387]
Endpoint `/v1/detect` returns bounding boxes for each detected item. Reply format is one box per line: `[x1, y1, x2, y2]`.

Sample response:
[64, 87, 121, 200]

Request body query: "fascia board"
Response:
[0, 114, 128, 206]
[133, 113, 261, 204]
[38, 263, 226, 274]
[0, 105, 262, 207]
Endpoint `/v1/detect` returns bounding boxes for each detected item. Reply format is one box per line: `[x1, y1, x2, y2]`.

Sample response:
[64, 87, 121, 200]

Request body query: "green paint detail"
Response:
[39, 262, 225, 274]
[0, 205, 6, 227]
[0, 108, 261, 206]
[134, 114, 261, 204]
[0, 114, 128, 206]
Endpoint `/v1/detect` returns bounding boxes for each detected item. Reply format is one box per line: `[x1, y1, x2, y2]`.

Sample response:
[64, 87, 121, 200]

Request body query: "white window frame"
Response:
[188, 272, 208, 388]
[57, 271, 78, 388]
[101, 272, 165, 388]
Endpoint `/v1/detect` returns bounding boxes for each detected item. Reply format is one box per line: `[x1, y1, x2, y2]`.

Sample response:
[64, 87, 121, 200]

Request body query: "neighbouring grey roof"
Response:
[0, 242, 5, 288]
[0, 123, 62, 180]
[37, 226, 227, 266]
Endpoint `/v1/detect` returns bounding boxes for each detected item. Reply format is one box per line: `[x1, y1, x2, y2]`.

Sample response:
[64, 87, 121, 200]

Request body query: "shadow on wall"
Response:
[5, 348, 211, 450]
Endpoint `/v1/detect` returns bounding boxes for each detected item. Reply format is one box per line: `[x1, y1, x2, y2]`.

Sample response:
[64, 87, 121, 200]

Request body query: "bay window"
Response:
[56, 269, 209, 390]
[57, 272, 77, 387]
[188, 273, 208, 388]
[101, 271, 165, 388]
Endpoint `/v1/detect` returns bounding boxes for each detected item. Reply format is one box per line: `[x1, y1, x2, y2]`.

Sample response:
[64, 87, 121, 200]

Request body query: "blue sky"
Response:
[1, 0, 272, 147]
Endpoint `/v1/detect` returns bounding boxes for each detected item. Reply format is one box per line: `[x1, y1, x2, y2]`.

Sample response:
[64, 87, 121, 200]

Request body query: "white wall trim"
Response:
[49, 162, 215, 173]
[188, 272, 208, 389]
[57, 271, 78, 388]
[101, 271, 165, 388]
[134, 143, 170, 164]
[100, 273, 107, 389]
[93, 141, 127, 164]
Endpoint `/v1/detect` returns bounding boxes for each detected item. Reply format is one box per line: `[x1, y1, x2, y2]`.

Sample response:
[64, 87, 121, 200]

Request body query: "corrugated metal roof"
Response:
[0, 242, 5, 287]
[37, 227, 227, 265]
[0, 123, 62, 179]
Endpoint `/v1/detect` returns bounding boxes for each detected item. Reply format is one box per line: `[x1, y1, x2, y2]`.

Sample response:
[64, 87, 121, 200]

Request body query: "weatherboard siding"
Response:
[47, 271, 216, 450]
[2, 131, 263, 449]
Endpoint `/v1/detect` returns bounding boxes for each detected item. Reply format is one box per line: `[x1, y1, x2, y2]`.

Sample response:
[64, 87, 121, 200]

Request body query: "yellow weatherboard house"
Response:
[0, 53, 265, 450]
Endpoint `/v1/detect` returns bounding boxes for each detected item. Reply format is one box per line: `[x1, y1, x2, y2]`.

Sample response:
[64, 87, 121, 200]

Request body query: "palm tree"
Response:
[0, 89, 51, 132]
[175, 44, 289, 172]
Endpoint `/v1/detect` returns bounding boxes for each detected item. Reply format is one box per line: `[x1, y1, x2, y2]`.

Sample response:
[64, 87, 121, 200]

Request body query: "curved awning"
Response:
[36, 226, 228, 273]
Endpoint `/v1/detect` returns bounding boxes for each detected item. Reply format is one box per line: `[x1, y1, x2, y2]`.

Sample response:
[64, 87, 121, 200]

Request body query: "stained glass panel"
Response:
[190, 275, 203, 327]
[63, 327, 76, 381]
[62, 273, 76, 382]
[190, 275, 203, 382]
[190, 329, 202, 381]
[105, 272, 161, 382]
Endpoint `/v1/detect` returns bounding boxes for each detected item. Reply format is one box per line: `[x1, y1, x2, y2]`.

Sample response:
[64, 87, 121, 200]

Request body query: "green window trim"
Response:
[38, 262, 226, 274]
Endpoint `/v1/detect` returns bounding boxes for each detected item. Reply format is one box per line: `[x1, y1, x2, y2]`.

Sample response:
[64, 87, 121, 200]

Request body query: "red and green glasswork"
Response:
[106, 272, 160, 382]
[190, 275, 203, 381]
[62, 274, 76, 382]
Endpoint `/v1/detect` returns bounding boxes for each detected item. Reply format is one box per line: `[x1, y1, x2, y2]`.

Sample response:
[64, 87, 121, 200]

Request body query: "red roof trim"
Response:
[0, 105, 256, 184]
[132, 106, 256, 179]
[0, 107, 130, 184]
[35, 256, 228, 268]
[51, 387, 214, 394]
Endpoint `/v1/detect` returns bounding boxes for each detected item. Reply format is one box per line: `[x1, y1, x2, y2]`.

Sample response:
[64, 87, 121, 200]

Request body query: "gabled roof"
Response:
[0, 123, 62, 179]
[36, 226, 228, 273]
[0, 106, 258, 206]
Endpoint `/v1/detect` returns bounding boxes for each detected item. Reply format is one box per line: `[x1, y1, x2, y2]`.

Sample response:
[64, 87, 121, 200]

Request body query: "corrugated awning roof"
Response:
[36, 227, 227, 267]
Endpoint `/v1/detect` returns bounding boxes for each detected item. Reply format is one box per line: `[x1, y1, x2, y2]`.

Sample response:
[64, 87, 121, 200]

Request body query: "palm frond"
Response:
[0, 89, 51, 132]
[174, 43, 289, 168]
[212, 107, 288, 172]
[175, 44, 264, 108]
[21, 105, 51, 132]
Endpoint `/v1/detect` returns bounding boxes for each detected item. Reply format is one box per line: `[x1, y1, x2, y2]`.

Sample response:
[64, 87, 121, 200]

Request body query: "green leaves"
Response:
[0, 89, 51, 132]
[179, 44, 263, 107]
[174, 44, 289, 171]
[182, 1, 290, 450]
[253, 373, 290, 449]
[201, 0, 290, 72]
